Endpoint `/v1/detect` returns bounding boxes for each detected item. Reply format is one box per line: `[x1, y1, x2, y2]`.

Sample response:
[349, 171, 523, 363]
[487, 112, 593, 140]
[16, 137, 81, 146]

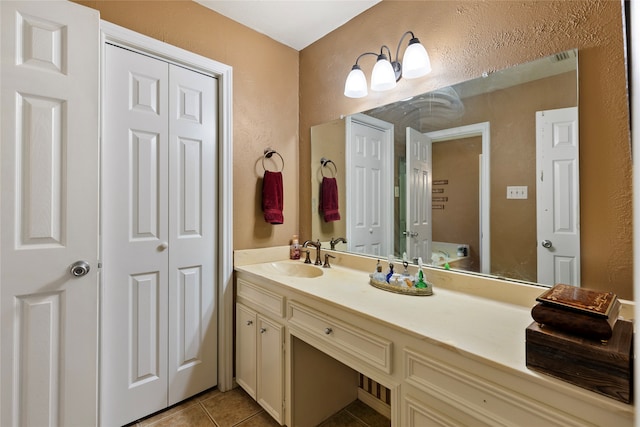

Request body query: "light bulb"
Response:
[371, 56, 396, 91]
[344, 65, 368, 98]
[402, 38, 431, 79]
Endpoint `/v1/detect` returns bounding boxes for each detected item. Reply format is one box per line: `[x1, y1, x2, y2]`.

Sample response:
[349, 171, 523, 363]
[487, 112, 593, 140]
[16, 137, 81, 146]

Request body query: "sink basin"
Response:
[259, 262, 324, 278]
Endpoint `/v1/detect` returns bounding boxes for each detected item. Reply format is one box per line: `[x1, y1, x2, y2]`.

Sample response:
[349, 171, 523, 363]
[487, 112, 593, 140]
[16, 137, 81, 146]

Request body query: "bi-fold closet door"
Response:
[101, 43, 217, 427]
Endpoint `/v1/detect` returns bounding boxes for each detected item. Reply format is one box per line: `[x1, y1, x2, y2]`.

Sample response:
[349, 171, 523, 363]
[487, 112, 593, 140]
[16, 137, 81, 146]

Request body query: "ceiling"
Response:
[194, 0, 380, 51]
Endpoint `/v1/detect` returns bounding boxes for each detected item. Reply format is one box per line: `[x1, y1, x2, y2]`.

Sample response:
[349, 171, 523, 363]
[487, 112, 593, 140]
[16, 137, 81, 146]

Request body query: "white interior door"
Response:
[345, 114, 393, 256]
[0, 2, 100, 426]
[167, 61, 217, 406]
[536, 107, 580, 286]
[406, 127, 432, 263]
[102, 44, 217, 426]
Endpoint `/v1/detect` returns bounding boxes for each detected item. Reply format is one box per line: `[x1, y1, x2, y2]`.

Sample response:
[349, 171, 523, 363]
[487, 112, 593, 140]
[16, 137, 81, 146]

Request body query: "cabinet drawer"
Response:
[288, 301, 392, 374]
[237, 278, 285, 318]
[403, 348, 588, 426]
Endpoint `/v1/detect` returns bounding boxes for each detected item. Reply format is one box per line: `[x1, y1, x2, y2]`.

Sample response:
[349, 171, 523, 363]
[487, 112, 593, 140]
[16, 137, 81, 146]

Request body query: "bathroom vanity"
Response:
[234, 247, 634, 427]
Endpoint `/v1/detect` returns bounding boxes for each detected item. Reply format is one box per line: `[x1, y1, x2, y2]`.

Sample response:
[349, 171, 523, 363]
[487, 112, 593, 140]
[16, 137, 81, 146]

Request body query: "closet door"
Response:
[167, 59, 217, 405]
[102, 43, 218, 426]
[102, 44, 170, 426]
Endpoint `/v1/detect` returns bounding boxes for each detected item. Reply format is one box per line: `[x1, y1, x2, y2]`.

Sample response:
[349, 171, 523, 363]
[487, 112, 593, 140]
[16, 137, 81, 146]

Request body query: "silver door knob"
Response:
[403, 231, 419, 238]
[324, 327, 333, 335]
[69, 260, 90, 277]
[541, 240, 553, 249]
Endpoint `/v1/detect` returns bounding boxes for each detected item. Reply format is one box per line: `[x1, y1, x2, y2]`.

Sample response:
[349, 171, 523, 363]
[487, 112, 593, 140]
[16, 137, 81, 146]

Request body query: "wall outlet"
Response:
[507, 186, 528, 199]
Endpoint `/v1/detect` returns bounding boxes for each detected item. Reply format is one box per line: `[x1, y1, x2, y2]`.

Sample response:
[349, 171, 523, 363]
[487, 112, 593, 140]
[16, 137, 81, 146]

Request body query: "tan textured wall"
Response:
[76, 0, 300, 251]
[299, 1, 632, 299]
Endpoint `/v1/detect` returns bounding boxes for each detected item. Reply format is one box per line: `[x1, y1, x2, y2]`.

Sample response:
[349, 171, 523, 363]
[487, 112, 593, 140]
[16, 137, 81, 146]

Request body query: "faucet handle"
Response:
[303, 250, 312, 264]
[323, 254, 335, 268]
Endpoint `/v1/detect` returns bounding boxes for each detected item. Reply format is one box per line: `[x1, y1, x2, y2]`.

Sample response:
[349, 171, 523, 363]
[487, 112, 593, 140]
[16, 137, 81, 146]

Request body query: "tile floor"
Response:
[125, 387, 391, 427]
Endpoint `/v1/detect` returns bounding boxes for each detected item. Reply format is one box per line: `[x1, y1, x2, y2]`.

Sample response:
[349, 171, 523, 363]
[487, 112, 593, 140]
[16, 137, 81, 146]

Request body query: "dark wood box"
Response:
[526, 319, 633, 404]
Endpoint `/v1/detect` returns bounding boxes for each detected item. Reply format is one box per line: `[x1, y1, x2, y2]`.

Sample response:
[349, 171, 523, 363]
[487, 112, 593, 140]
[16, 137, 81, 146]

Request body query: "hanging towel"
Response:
[320, 176, 341, 222]
[262, 171, 284, 224]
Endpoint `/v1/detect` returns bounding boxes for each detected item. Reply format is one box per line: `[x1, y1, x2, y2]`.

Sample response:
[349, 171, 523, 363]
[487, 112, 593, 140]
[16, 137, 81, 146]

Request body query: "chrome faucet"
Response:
[329, 237, 347, 250]
[302, 239, 322, 265]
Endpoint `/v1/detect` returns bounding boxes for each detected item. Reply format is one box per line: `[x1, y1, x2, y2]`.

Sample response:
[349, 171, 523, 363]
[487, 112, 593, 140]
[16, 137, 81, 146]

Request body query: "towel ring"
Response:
[263, 148, 284, 172]
[320, 157, 337, 178]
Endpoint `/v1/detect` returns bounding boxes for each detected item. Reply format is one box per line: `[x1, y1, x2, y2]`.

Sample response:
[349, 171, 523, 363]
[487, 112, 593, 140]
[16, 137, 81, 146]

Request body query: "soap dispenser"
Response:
[385, 255, 395, 283]
[372, 260, 386, 282]
[290, 235, 300, 260]
[414, 257, 426, 288]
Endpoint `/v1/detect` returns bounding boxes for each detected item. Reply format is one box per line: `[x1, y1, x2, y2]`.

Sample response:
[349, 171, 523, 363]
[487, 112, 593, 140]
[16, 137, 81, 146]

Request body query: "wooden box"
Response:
[525, 319, 633, 404]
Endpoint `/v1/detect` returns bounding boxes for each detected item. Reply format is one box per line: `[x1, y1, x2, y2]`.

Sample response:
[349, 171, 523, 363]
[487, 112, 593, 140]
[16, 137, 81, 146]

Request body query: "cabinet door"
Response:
[236, 304, 257, 399]
[257, 315, 284, 424]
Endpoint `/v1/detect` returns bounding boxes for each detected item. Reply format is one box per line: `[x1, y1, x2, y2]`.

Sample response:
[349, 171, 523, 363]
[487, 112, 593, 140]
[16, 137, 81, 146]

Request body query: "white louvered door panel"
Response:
[0, 2, 100, 426]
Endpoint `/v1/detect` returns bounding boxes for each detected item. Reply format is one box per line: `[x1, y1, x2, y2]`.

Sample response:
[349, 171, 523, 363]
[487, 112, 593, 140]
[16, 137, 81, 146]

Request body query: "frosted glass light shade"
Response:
[344, 65, 368, 98]
[371, 57, 397, 91]
[402, 39, 431, 79]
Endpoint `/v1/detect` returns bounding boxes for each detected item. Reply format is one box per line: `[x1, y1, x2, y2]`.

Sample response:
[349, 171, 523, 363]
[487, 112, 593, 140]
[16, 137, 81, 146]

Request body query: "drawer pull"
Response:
[324, 327, 333, 335]
[246, 320, 253, 326]
[260, 327, 267, 334]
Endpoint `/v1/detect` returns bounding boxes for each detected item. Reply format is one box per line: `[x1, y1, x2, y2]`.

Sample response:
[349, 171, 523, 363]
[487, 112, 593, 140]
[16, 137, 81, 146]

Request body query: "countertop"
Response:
[234, 247, 635, 416]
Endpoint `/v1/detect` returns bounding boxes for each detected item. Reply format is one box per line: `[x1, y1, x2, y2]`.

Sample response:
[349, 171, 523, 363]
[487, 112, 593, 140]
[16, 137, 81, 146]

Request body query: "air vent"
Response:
[551, 50, 574, 62]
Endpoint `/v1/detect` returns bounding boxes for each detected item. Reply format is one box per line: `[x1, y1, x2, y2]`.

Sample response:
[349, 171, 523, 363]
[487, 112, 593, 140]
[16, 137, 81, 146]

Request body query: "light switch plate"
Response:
[507, 186, 528, 199]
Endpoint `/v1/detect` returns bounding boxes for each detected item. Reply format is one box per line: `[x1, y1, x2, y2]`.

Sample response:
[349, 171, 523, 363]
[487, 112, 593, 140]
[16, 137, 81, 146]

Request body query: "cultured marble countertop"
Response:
[236, 259, 532, 373]
[234, 248, 635, 415]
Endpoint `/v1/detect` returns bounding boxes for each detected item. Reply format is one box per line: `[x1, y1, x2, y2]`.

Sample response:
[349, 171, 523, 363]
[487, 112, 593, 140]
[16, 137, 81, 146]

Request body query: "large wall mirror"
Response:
[311, 49, 578, 286]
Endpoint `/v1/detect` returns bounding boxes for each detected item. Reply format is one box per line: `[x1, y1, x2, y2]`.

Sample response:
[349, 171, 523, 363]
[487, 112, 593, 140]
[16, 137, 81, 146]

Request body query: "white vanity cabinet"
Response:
[234, 257, 634, 427]
[236, 279, 286, 424]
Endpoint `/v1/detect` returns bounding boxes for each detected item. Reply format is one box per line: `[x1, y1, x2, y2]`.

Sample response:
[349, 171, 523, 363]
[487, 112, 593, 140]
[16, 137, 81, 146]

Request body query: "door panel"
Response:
[102, 44, 170, 426]
[167, 62, 217, 405]
[1, 2, 100, 426]
[346, 115, 393, 256]
[406, 127, 432, 263]
[536, 107, 580, 286]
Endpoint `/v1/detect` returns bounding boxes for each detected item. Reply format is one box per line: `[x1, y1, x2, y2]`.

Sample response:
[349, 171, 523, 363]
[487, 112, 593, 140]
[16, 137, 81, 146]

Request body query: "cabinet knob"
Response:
[260, 328, 267, 334]
[246, 320, 253, 326]
[324, 327, 333, 335]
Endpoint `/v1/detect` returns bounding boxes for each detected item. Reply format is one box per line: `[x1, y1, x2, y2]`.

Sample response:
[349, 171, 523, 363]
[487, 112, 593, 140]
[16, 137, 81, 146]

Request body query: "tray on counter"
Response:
[369, 278, 433, 296]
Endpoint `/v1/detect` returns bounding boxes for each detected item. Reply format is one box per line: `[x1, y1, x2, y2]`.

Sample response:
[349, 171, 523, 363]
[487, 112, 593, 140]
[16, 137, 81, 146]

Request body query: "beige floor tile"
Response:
[235, 411, 281, 427]
[344, 400, 390, 427]
[200, 387, 262, 427]
[317, 410, 367, 427]
[145, 404, 215, 427]
[136, 399, 200, 427]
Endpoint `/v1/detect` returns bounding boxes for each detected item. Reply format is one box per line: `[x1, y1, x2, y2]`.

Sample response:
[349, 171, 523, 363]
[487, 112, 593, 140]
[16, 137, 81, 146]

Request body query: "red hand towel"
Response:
[320, 177, 340, 222]
[262, 171, 284, 224]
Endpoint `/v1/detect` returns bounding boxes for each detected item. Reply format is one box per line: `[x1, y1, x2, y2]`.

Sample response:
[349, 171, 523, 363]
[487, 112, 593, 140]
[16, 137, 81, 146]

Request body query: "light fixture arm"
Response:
[353, 51, 379, 67]
[391, 31, 416, 82]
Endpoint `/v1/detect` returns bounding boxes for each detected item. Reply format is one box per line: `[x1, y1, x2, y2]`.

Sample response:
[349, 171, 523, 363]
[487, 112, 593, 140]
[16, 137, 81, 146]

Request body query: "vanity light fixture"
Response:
[344, 31, 431, 98]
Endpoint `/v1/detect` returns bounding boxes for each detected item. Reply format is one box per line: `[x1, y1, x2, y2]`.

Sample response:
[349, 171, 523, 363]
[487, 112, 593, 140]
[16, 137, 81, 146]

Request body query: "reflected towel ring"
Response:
[320, 157, 337, 178]
[263, 148, 284, 172]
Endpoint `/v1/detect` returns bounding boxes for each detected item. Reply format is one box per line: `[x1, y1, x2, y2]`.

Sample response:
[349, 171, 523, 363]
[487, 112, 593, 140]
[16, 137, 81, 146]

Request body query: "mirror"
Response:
[311, 49, 578, 285]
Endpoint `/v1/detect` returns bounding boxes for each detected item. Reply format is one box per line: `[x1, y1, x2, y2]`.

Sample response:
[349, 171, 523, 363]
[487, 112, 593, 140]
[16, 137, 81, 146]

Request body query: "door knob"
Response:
[403, 231, 418, 238]
[158, 242, 168, 251]
[541, 240, 553, 249]
[69, 260, 90, 277]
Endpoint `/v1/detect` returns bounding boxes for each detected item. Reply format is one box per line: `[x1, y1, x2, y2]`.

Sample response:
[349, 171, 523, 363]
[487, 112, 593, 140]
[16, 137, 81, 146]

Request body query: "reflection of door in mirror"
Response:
[536, 107, 580, 286]
[345, 114, 394, 256]
[405, 127, 432, 263]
